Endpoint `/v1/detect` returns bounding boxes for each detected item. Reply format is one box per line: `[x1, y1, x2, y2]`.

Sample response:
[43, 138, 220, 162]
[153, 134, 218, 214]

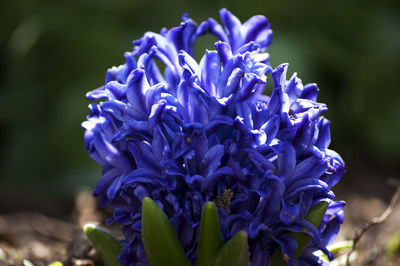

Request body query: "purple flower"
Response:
[82, 8, 344, 266]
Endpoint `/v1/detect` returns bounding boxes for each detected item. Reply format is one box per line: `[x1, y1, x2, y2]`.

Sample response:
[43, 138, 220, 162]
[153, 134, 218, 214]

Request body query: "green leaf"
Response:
[313, 240, 353, 261]
[268, 250, 288, 266]
[326, 240, 353, 254]
[268, 200, 329, 265]
[48, 262, 63, 266]
[83, 224, 122, 266]
[141, 197, 190, 266]
[293, 200, 329, 257]
[210, 231, 250, 266]
[304, 200, 329, 227]
[386, 232, 400, 259]
[196, 202, 223, 266]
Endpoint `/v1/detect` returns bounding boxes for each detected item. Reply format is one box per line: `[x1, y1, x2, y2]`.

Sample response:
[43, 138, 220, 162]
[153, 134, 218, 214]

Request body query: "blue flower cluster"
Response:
[82, 8, 345, 266]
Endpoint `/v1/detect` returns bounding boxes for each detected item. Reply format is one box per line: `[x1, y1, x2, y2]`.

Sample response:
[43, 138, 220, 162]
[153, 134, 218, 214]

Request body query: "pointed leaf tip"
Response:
[210, 231, 250, 266]
[196, 201, 223, 266]
[305, 200, 329, 227]
[83, 223, 96, 233]
[141, 197, 190, 266]
[83, 223, 122, 266]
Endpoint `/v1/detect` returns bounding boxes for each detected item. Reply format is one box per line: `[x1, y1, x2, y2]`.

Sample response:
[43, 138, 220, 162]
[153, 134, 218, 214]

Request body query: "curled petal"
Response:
[201, 167, 233, 192]
[241, 15, 272, 50]
[274, 234, 297, 266]
[199, 50, 220, 96]
[215, 41, 233, 65]
[199, 144, 225, 176]
[219, 8, 243, 52]
[199, 18, 228, 43]
[166, 15, 198, 56]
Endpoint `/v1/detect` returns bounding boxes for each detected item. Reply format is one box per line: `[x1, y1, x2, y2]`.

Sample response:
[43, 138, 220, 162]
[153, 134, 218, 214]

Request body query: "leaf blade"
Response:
[83, 224, 122, 266]
[141, 197, 190, 266]
[196, 202, 223, 266]
[210, 231, 250, 266]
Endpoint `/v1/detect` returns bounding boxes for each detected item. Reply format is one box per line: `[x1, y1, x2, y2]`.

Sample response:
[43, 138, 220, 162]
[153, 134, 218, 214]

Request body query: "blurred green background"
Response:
[1, 0, 399, 216]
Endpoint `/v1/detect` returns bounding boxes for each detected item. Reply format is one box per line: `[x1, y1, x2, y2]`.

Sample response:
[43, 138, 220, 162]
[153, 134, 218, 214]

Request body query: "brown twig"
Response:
[346, 180, 400, 266]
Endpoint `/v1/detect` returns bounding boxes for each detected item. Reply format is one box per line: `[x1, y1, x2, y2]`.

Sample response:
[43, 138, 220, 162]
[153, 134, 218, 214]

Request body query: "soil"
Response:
[0, 190, 106, 266]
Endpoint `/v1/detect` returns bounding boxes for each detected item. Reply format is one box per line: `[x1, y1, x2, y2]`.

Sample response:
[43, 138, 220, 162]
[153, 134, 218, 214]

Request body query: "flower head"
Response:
[82, 8, 344, 266]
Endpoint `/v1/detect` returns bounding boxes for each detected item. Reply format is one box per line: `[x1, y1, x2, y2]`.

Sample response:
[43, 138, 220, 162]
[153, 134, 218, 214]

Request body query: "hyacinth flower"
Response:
[82, 8, 345, 266]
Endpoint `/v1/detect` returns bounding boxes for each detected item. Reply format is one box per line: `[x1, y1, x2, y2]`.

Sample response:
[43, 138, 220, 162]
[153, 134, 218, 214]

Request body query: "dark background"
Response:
[1, 0, 399, 217]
